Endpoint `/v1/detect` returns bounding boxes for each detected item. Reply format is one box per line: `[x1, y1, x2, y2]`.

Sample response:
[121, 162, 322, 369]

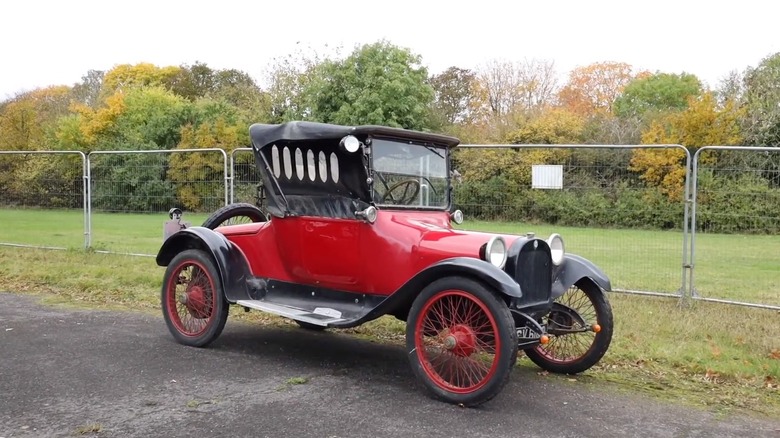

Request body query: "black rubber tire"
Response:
[161, 249, 229, 347]
[525, 280, 613, 374]
[294, 320, 327, 331]
[202, 203, 265, 229]
[406, 276, 518, 407]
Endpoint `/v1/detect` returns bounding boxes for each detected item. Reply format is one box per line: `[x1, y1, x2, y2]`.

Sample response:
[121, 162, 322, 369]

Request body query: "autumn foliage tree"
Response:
[0, 86, 80, 207]
[558, 62, 642, 116]
[631, 92, 744, 199]
[169, 102, 247, 211]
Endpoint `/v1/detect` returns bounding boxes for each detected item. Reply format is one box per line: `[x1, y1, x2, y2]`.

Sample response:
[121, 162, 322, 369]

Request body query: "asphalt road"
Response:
[1, 292, 778, 438]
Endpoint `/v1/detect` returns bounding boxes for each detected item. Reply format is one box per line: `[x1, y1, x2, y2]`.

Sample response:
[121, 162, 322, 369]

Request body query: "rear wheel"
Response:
[406, 277, 517, 406]
[525, 280, 613, 374]
[202, 203, 265, 229]
[161, 249, 229, 347]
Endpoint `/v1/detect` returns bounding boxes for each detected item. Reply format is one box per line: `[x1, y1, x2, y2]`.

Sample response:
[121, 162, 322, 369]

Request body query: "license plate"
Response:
[516, 326, 541, 339]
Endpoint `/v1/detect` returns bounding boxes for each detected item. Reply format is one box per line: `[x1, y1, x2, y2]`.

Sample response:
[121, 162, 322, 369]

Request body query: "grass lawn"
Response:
[1, 208, 777, 306]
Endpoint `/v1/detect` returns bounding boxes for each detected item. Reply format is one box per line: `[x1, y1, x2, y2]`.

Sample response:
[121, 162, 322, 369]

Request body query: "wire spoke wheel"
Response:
[526, 281, 613, 374]
[407, 277, 517, 406]
[167, 261, 216, 337]
[161, 250, 229, 347]
[417, 291, 499, 392]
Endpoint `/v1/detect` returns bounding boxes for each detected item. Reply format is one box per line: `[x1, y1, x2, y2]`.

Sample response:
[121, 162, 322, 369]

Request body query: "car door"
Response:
[300, 217, 362, 290]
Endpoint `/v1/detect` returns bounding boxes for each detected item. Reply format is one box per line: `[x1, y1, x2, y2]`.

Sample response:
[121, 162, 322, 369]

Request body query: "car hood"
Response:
[386, 211, 522, 260]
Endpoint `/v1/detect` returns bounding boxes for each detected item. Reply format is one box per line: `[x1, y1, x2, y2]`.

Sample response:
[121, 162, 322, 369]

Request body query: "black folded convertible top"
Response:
[249, 121, 460, 150]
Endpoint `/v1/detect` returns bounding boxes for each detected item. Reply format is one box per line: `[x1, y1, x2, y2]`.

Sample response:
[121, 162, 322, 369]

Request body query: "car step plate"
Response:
[236, 300, 346, 327]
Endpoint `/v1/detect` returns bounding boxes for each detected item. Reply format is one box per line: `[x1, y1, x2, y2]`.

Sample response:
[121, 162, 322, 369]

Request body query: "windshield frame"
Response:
[368, 135, 452, 211]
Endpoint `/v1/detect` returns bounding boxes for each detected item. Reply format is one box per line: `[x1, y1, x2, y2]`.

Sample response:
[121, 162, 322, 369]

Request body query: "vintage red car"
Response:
[156, 121, 614, 406]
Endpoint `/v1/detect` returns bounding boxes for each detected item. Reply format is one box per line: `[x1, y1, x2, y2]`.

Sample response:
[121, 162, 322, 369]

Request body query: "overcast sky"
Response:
[1, 0, 779, 100]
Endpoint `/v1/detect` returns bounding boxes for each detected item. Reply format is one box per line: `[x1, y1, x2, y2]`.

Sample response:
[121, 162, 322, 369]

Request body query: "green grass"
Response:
[1, 208, 777, 306]
[0, 208, 209, 254]
[0, 246, 778, 418]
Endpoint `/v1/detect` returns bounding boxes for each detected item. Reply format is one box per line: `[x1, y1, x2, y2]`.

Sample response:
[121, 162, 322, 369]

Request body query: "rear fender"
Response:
[369, 257, 522, 322]
[551, 253, 611, 298]
[156, 227, 252, 303]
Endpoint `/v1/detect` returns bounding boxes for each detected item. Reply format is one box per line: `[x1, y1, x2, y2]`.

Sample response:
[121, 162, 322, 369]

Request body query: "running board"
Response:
[236, 300, 347, 327]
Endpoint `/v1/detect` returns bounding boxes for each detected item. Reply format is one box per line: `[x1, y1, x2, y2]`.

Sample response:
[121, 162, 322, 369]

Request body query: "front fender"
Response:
[551, 253, 611, 298]
[363, 257, 522, 323]
[415, 257, 523, 299]
[156, 227, 252, 303]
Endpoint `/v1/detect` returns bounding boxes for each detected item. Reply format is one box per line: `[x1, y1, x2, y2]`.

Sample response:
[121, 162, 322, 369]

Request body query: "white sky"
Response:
[1, 0, 779, 100]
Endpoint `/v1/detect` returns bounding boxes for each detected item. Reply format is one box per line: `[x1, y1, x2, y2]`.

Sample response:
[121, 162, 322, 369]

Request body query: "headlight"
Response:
[483, 236, 507, 269]
[450, 209, 464, 225]
[547, 233, 565, 266]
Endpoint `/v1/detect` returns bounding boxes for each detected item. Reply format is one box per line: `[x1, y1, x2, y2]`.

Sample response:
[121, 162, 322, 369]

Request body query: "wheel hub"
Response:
[182, 286, 206, 318]
[442, 325, 476, 357]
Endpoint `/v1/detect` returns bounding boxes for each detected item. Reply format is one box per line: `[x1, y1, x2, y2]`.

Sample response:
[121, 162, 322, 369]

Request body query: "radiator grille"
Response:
[515, 242, 552, 304]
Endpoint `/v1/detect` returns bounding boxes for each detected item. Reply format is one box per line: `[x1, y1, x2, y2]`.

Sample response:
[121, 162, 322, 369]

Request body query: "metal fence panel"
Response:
[86, 149, 228, 255]
[230, 148, 261, 205]
[691, 146, 780, 310]
[0, 151, 87, 250]
[456, 144, 691, 297]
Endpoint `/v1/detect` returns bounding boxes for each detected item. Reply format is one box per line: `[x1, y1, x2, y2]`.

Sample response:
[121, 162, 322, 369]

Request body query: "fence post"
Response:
[218, 148, 229, 207]
[230, 149, 236, 204]
[680, 146, 692, 306]
[85, 153, 92, 249]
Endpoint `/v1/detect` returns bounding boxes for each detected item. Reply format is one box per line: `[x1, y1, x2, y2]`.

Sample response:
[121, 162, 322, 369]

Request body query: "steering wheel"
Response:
[381, 179, 421, 205]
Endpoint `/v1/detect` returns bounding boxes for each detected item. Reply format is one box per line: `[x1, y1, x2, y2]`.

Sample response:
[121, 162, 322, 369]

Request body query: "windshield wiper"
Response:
[423, 145, 444, 159]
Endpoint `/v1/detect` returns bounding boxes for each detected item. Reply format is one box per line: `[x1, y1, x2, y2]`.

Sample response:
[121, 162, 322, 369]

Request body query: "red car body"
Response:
[220, 211, 518, 296]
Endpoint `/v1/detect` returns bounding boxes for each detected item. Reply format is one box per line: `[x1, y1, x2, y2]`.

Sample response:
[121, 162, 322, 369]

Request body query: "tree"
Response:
[505, 108, 585, 144]
[66, 86, 191, 151]
[631, 92, 744, 199]
[168, 61, 217, 101]
[265, 50, 323, 122]
[168, 63, 269, 122]
[613, 72, 702, 119]
[582, 114, 643, 145]
[715, 69, 745, 107]
[429, 67, 477, 128]
[476, 58, 557, 117]
[0, 86, 80, 207]
[558, 62, 641, 116]
[71, 70, 105, 108]
[742, 52, 780, 146]
[305, 41, 434, 130]
[211, 69, 271, 123]
[0, 86, 72, 151]
[169, 112, 245, 211]
[101, 63, 181, 96]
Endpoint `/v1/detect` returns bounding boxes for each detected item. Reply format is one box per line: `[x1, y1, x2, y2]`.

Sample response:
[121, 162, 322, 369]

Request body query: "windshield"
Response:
[371, 139, 449, 208]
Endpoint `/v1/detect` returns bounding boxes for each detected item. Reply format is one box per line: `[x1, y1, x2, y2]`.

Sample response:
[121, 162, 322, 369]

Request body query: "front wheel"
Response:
[161, 249, 229, 347]
[406, 277, 518, 407]
[202, 203, 266, 229]
[525, 280, 613, 374]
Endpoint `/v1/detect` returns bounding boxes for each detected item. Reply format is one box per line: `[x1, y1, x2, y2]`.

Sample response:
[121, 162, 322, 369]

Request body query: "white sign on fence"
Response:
[531, 164, 563, 189]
